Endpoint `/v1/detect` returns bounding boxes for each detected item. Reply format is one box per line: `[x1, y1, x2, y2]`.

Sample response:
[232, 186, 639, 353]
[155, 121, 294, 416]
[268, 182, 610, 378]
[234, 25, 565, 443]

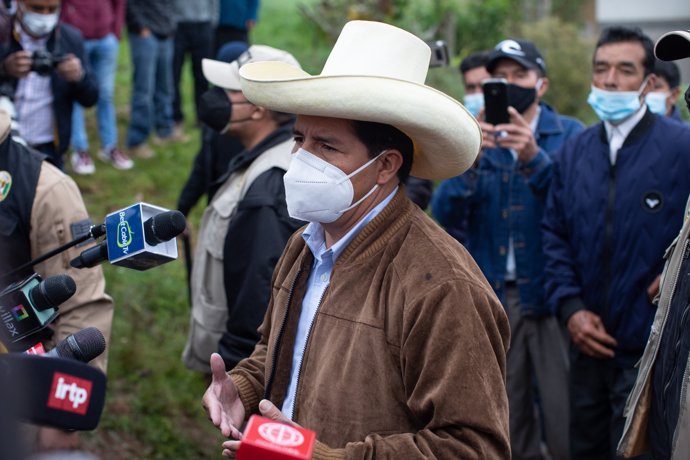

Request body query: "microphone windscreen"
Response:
[0, 353, 106, 430]
[30, 274, 76, 310]
[54, 327, 106, 363]
[144, 210, 186, 246]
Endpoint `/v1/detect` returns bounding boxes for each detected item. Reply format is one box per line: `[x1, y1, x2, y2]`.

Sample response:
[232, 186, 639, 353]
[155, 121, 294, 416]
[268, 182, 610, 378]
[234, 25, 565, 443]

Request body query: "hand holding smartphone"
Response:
[482, 78, 510, 125]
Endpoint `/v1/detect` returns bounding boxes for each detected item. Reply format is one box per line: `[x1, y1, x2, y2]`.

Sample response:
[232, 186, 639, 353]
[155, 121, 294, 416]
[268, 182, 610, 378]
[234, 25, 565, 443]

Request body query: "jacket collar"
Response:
[535, 102, 564, 136]
[597, 106, 656, 147]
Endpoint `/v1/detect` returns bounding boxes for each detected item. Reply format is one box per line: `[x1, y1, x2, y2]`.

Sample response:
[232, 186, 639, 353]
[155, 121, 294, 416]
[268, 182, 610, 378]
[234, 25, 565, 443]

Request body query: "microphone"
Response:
[43, 327, 106, 363]
[0, 273, 76, 351]
[0, 353, 106, 431]
[237, 415, 316, 460]
[70, 204, 185, 271]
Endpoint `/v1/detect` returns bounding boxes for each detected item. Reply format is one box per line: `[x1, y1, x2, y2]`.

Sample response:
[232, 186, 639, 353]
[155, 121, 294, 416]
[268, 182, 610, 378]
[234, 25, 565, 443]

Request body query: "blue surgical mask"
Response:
[463, 93, 484, 118]
[587, 78, 649, 124]
[645, 91, 669, 116]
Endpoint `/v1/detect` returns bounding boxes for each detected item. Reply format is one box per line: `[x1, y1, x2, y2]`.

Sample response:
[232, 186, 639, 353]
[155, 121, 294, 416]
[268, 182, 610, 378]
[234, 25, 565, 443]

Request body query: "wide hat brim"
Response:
[655, 30, 690, 61]
[239, 61, 481, 180]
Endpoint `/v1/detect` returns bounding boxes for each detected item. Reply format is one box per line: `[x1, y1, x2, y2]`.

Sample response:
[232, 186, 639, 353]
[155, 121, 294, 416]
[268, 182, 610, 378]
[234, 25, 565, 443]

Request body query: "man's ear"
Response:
[376, 149, 403, 185]
[252, 105, 267, 120]
[537, 77, 549, 99]
[640, 74, 657, 98]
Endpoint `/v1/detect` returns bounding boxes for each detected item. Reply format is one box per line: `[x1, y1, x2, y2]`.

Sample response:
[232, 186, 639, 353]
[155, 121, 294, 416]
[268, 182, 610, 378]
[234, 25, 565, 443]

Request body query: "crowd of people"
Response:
[1, 0, 690, 459]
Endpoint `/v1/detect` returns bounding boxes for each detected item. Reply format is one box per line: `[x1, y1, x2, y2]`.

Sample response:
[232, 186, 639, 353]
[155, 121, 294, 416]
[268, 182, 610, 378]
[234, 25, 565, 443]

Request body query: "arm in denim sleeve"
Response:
[519, 148, 553, 198]
[431, 169, 480, 243]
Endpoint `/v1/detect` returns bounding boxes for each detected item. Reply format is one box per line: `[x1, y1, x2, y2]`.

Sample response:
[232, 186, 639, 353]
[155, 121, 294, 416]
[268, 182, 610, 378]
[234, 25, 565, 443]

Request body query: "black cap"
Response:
[486, 39, 546, 75]
[655, 30, 690, 61]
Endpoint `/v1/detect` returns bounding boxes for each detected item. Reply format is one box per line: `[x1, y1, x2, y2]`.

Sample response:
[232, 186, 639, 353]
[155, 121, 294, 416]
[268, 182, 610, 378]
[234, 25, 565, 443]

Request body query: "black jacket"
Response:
[177, 126, 244, 216]
[217, 122, 305, 369]
[0, 21, 98, 162]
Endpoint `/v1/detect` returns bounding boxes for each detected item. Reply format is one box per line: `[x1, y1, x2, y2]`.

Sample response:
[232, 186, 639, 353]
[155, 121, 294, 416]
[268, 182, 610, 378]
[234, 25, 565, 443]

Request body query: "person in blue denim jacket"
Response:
[432, 38, 583, 460]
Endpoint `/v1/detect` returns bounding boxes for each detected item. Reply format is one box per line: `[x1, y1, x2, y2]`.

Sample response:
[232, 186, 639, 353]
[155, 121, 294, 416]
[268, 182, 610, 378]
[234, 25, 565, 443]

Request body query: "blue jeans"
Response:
[71, 33, 119, 152]
[126, 34, 174, 147]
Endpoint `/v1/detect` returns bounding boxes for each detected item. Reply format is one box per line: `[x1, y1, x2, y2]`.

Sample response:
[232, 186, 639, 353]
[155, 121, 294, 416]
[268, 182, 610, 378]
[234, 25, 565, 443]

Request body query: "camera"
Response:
[30, 49, 64, 76]
[427, 40, 449, 68]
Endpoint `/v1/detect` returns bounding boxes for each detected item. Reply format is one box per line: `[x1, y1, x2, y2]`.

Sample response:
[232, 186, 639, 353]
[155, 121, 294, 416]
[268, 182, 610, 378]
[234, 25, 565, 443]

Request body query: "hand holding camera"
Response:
[54, 53, 83, 82]
[2, 50, 32, 79]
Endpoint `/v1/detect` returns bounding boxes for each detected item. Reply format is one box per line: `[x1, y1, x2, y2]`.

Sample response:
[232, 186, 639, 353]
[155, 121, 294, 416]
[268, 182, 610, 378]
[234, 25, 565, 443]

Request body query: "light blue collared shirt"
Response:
[281, 187, 398, 419]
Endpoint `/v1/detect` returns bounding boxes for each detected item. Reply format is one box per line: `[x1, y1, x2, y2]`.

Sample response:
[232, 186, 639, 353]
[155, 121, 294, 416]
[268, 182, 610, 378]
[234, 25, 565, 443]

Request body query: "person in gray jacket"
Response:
[618, 30, 690, 460]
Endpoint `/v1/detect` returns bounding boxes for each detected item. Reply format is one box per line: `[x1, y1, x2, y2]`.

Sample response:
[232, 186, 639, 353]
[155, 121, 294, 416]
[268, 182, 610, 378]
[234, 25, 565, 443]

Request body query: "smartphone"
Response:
[482, 78, 509, 125]
[427, 40, 449, 68]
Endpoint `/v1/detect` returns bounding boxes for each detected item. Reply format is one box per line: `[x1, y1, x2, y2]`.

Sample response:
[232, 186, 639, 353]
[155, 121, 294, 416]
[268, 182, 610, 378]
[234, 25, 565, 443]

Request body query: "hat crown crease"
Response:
[321, 21, 430, 84]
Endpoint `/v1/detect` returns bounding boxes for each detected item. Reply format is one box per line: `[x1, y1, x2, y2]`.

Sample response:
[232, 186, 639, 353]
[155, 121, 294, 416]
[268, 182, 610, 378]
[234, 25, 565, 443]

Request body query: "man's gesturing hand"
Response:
[222, 399, 297, 458]
[202, 353, 245, 440]
[567, 310, 618, 359]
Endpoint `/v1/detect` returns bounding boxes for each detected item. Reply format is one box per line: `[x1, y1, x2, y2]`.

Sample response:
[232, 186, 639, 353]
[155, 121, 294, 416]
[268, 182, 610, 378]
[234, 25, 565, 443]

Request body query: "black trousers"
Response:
[172, 21, 214, 124]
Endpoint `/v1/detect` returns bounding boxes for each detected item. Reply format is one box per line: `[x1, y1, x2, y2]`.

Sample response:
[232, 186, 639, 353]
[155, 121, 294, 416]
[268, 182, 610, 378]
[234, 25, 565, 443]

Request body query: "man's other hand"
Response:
[55, 54, 83, 82]
[567, 310, 618, 359]
[2, 50, 32, 78]
[202, 353, 245, 440]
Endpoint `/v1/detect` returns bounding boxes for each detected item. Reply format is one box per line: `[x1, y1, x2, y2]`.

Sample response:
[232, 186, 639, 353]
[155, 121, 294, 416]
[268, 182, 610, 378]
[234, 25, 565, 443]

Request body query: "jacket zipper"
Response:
[263, 267, 302, 400]
[290, 287, 329, 421]
[602, 162, 617, 321]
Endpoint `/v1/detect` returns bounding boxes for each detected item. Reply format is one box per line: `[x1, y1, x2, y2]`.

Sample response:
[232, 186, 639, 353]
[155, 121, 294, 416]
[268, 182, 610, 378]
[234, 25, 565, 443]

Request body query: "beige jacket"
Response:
[29, 157, 113, 373]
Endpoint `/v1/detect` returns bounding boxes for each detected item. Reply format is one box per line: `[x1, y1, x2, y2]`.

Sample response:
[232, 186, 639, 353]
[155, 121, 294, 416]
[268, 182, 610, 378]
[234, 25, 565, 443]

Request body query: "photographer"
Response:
[0, 0, 97, 170]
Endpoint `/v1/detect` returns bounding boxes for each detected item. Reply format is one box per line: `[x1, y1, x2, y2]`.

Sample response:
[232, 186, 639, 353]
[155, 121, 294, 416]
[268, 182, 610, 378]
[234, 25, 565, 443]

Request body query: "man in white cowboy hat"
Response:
[202, 20, 511, 458]
[182, 45, 305, 375]
[618, 29, 690, 460]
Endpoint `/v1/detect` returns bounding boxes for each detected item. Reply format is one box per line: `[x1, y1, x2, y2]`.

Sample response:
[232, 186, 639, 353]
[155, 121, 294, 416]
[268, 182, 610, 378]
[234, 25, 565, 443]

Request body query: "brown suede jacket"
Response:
[229, 188, 511, 459]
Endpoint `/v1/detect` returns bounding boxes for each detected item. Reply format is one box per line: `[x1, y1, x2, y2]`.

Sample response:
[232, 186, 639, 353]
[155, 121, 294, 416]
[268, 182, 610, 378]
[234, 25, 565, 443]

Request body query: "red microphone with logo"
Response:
[236, 415, 316, 460]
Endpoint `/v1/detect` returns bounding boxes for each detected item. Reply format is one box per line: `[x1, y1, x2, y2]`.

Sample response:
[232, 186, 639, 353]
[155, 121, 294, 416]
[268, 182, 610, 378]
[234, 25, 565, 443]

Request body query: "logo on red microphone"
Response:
[257, 422, 305, 447]
[47, 372, 92, 415]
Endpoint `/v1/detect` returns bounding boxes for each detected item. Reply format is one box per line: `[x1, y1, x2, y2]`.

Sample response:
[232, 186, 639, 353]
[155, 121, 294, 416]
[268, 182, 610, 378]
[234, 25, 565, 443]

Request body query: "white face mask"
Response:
[21, 10, 59, 37]
[283, 148, 384, 223]
[645, 91, 669, 116]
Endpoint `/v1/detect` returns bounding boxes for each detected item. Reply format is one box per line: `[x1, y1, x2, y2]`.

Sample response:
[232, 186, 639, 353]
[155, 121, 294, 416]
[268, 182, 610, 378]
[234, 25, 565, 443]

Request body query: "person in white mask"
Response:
[543, 26, 690, 460]
[202, 20, 511, 459]
[0, 0, 97, 171]
[459, 50, 491, 118]
[646, 58, 684, 120]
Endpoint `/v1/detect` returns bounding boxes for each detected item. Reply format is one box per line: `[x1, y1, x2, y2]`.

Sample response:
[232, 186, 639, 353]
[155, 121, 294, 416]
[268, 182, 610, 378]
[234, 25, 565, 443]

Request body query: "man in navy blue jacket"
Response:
[0, 0, 97, 170]
[433, 38, 583, 460]
[543, 26, 690, 460]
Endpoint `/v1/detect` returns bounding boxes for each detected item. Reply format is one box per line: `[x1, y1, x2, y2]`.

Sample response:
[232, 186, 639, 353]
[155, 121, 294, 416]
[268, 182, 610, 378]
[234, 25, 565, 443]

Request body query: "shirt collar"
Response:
[604, 103, 647, 143]
[302, 186, 399, 263]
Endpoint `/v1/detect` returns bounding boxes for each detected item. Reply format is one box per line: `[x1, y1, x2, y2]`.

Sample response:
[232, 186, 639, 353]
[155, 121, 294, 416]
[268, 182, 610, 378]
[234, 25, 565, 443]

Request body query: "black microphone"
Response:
[0, 353, 106, 431]
[29, 273, 76, 310]
[44, 327, 106, 363]
[145, 209, 187, 246]
[70, 205, 185, 271]
[0, 273, 76, 351]
[70, 241, 108, 270]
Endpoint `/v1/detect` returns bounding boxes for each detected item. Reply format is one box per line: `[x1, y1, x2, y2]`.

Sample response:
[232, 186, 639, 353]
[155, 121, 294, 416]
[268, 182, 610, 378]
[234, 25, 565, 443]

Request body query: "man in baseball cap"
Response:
[434, 37, 583, 460]
[182, 45, 305, 375]
[618, 28, 690, 460]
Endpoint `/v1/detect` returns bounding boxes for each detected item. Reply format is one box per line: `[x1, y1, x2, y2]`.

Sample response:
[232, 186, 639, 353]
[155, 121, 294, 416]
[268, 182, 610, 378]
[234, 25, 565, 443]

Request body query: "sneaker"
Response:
[127, 143, 155, 159]
[153, 124, 190, 145]
[98, 147, 134, 170]
[70, 150, 95, 175]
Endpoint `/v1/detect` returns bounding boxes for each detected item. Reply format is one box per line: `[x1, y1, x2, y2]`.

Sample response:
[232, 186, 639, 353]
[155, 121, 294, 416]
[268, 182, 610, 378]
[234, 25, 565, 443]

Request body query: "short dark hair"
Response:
[653, 58, 681, 89]
[350, 120, 414, 182]
[595, 26, 655, 76]
[459, 50, 491, 75]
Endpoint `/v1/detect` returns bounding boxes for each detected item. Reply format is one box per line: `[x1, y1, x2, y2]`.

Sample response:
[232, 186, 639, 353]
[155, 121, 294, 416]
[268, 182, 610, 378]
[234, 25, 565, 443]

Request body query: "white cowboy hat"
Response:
[655, 30, 690, 61]
[238, 20, 481, 180]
